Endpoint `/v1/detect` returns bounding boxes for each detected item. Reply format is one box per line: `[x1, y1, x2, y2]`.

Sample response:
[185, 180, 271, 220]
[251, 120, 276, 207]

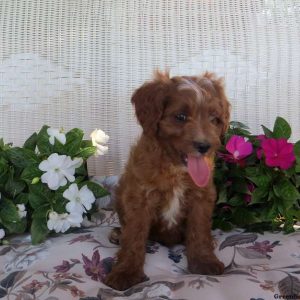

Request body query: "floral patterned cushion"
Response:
[0, 210, 299, 299]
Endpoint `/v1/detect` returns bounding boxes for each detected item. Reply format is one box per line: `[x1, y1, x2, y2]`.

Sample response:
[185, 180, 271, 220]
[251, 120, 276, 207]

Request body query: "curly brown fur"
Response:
[104, 71, 230, 291]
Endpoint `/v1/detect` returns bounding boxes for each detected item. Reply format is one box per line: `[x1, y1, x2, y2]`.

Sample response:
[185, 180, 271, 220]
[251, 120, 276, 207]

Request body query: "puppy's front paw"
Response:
[104, 268, 147, 291]
[188, 257, 224, 275]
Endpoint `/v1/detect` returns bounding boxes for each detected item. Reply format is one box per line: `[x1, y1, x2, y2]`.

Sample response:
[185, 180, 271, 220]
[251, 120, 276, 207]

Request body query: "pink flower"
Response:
[226, 135, 253, 160]
[218, 135, 253, 166]
[261, 138, 295, 170]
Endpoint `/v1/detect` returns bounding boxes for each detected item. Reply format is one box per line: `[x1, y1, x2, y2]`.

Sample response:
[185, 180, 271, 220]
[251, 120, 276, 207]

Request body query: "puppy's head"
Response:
[132, 70, 230, 187]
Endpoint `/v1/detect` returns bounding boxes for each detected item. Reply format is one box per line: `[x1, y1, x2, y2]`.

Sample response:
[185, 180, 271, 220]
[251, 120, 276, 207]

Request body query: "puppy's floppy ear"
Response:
[131, 71, 170, 136]
[200, 72, 231, 136]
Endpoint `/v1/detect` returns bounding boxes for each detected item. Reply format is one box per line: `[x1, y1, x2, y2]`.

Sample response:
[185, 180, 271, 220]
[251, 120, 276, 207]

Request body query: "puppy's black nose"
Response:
[193, 141, 211, 154]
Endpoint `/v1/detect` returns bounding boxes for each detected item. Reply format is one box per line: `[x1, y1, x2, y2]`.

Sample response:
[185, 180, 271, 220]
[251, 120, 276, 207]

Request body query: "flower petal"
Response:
[41, 171, 60, 190]
[226, 135, 239, 154]
[79, 186, 96, 210]
[68, 213, 83, 227]
[39, 160, 51, 171]
[63, 183, 79, 201]
[57, 133, 66, 145]
[278, 155, 296, 170]
[66, 201, 85, 214]
[0, 229, 5, 239]
[96, 144, 108, 156]
[62, 170, 75, 183]
[49, 135, 55, 145]
[236, 141, 253, 159]
[262, 138, 278, 156]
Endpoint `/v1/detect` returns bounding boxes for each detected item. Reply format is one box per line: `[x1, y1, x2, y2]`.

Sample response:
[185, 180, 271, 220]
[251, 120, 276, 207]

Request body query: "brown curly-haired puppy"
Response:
[104, 71, 230, 291]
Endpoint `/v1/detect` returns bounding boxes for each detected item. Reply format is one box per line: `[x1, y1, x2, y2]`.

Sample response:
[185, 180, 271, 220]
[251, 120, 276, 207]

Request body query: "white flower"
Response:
[90, 129, 109, 156]
[47, 127, 66, 145]
[63, 183, 96, 214]
[16, 204, 27, 218]
[47, 211, 83, 233]
[0, 229, 5, 240]
[39, 153, 83, 190]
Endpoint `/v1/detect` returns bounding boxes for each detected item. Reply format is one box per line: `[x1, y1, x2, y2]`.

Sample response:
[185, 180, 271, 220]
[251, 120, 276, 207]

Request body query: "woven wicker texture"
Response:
[1, 0, 300, 175]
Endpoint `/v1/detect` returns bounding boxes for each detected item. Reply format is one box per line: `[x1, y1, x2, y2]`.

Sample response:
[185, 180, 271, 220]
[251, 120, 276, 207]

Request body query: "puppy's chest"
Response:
[161, 186, 186, 228]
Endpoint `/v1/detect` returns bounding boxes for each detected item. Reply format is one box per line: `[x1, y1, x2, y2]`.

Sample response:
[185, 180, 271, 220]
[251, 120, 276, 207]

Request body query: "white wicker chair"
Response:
[1, 0, 299, 177]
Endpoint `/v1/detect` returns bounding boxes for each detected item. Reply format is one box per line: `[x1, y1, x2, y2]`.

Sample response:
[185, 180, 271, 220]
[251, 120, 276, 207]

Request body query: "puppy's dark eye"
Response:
[209, 115, 221, 125]
[175, 113, 187, 122]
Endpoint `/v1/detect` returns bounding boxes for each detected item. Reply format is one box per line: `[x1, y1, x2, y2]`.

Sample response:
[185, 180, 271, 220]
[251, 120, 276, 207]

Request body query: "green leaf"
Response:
[217, 187, 227, 204]
[289, 208, 300, 220]
[261, 125, 273, 138]
[273, 179, 300, 208]
[248, 175, 271, 188]
[229, 121, 250, 130]
[273, 116, 291, 139]
[262, 203, 279, 221]
[0, 139, 11, 151]
[227, 127, 251, 138]
[249, 187, 268, 205]
[0, 157, 9, 184]
[0, 138, 5, 149]
[31, 218, 49, 244]
[32, 205, 51, 219]
[75, 163, 88, 177]
[75, 146, 97, 159]
[4, 177, 26, 198]
[36, 125, 51, 155]
[0, 198, 19, 221]
[23, 132, 38, 151]
[81, 140, 93, 148]
[64, 128, 84, 156]
[15, 193, 29, 205]
[245, 167, 259, 178]
[0, 198, 26, 233]
[231, 178, 248, 193]
[293, 175, 300, 188]
[28, 183, 52, 209]
[3, 219, 27, 234]
[52, 193, 67, 213]
[21, 165, 42, 183]
[274, 197, 286, 215]
[232, 207, 260, 226]
[295, 162, 300, 173]
[294, 141, 300, 162]
[212, 219, 233, 231]
[282, 213, 295, 233]
[228, 195, 244, 207]
[6, 148, 39, 168]
[84, 181, 110, 198]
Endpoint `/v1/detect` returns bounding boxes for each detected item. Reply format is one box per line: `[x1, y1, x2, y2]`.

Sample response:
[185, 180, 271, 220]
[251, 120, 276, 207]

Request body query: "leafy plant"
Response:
[0, 126, 109, 244]
[213, 117, 300, 233]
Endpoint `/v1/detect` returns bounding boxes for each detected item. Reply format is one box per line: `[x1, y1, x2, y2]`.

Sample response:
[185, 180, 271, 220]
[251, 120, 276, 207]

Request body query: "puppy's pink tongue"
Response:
[187, 155, 211, 187]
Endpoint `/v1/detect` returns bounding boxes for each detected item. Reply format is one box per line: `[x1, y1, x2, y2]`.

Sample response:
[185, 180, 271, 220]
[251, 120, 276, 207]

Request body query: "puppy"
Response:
[104, 71, 230, 291]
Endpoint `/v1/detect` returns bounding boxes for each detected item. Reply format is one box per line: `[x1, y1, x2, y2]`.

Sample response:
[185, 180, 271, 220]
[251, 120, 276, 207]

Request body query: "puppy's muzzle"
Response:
[193, 141, 211, 154]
